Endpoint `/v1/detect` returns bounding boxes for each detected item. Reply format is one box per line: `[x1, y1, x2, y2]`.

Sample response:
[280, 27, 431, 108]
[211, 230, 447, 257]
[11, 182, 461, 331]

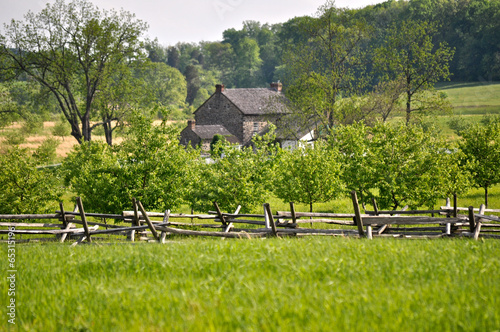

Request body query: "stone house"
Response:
[180, 83, 313, 149]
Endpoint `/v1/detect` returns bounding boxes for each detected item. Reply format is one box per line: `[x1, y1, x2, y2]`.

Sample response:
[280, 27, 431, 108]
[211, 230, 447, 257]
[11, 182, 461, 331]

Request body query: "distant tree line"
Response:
[146, 0, 500, 98]
[1, 0, 498, 145]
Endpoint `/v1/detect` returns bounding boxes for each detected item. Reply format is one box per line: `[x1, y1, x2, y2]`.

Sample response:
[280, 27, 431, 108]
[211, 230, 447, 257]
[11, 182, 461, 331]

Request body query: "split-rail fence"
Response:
[1, 192, 499, 245]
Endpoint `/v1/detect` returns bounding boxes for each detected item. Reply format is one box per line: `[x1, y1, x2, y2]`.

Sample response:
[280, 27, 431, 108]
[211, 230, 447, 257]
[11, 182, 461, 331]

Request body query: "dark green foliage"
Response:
[167, 46, 180, 69]
[184, 65, 201, 105]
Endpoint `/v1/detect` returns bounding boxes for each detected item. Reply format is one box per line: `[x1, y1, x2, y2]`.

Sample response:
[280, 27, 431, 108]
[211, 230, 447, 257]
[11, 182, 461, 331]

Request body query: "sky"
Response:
[1, 0, 387, 46]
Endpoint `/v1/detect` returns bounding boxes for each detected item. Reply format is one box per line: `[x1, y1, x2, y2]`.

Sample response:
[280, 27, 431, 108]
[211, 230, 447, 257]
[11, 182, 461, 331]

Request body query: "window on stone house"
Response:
[253, 122, 259, 133]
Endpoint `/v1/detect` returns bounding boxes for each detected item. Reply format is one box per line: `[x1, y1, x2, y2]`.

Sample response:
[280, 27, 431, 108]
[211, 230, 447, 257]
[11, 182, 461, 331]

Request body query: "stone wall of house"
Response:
[179, 128, 201, 148]
[242, 116, 268, 144]
[200, 140, 211, 151]
[195, 93, 244, 141]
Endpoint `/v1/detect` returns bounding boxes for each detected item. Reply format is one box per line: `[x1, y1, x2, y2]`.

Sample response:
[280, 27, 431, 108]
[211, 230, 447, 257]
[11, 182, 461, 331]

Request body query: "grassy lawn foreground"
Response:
[1, 238, 499, 331]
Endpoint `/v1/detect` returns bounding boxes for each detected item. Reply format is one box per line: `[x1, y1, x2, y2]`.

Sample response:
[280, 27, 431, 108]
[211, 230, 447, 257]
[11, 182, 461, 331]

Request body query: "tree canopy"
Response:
[374, 20, 454, 123]
[0, 0, 148, 143]
[458, 119, 500, 207]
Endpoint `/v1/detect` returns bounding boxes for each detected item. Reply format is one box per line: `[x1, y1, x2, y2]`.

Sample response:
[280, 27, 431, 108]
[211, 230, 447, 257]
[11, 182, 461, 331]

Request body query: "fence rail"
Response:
[1, 193, 499, 244]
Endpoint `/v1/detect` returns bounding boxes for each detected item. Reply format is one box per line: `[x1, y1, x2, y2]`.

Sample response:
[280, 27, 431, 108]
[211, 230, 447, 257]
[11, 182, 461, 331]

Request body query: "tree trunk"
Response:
[406, 91, 412, 125]
[104, 121, 113, 146]
[81, 113, 92, 142]
[69, 120, 83, 144]
[485, 186, 489, 208]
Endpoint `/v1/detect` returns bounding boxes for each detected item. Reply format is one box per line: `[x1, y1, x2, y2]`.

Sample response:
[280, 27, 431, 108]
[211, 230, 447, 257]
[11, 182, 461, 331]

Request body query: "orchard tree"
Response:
[458, 120, 500, 207]
[330, 122, 469, 210]
[328, 122, 373, 204]
[0, 147, 61, 214]
[374, 20, 454, 124]
[191, 129, 279, 213]
[62, 111, 198, 213]
[273, 141, 344, 213]
[0, 0, 148, 143]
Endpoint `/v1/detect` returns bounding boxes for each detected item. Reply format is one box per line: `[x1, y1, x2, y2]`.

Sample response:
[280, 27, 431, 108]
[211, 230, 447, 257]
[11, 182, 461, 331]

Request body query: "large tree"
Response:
[282, 1, 373, 134]
[374, 20, 454, 124]
[0, 0, 148, 143]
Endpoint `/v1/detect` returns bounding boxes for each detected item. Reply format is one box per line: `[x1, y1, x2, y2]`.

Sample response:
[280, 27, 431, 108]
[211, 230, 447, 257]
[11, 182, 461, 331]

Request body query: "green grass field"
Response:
[1, 238, 499, 331]
[1, 220, 495, 331]
[435, 81, 500, 140]
[437, 81, 500, 109]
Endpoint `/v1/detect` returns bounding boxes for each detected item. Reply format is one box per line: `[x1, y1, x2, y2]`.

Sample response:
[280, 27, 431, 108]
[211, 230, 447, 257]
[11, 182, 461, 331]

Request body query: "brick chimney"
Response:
[270, 82, 282, 92]
[215, 84, 225, 94]
[187, 120, 195, 130]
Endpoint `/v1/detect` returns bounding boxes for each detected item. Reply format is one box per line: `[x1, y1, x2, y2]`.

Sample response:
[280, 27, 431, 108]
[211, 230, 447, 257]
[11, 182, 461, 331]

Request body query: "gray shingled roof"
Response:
[193, 125, 240, 143]
[222, 88, 289, 115]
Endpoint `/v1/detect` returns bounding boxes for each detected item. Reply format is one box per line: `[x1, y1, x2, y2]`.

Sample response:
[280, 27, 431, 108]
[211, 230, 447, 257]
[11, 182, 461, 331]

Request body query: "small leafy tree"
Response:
[62, 112, 198, 213]
[0, 147, 61, 214]
[51, 116, 71, 141]
[329, 122, 373, 204]
[191, 129, 279, 213]
[33, 137, 60, 164]
[458, 120, 500, 207]
[210, 134, 226, 158]
[273, 141, 344, 212]
[331, 122, 469, 210]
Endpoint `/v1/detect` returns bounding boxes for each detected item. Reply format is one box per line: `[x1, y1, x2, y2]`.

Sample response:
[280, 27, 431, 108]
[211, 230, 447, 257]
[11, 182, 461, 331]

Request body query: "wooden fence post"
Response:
[445, 194, 458, 235]
[453, 194, 458, 218]
[263, 204, 270, 229]
[129, 197, 142, 242]
[289, 202, 297, 228]
[137, 201, 160, 242]
[213, 202, 227, 227]
[76, 197, 91, 243]
[160, 210, 171, 244]
[473, 204, 485, 241]
[224, 205, 241, 234]
[58, 202, 76, 243]
[372, 197, 379, 215]
[264, 203, 278, 237]
[351, 191, 366, 238]
[468, 206, 475, 233]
